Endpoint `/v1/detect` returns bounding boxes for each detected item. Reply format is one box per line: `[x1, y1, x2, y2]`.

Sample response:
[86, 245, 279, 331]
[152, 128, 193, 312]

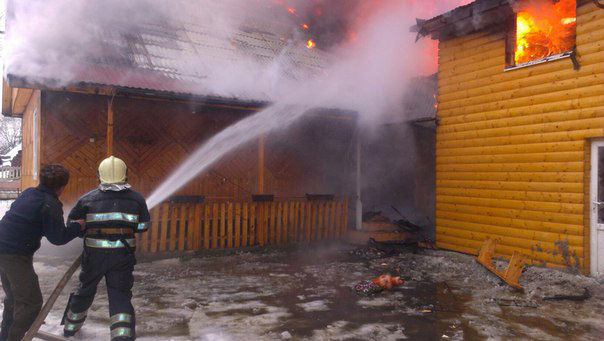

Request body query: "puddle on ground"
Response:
[133, 246, 482, 340]
[32, 244, 603, 340]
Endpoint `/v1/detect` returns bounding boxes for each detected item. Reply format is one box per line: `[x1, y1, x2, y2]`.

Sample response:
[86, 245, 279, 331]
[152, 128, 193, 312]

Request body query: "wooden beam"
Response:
[6, 78, 264, 112]
[11, 88, 33, 117]
[2, 79, 13, 116]
[106, 97, 114, 157]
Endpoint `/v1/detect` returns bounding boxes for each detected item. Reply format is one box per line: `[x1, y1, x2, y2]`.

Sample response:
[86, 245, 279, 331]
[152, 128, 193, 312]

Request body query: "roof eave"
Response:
[7, 74, 270, 112]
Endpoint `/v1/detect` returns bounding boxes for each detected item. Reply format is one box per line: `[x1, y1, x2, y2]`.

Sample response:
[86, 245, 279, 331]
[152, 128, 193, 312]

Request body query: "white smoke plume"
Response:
[4, 0, 472, 207]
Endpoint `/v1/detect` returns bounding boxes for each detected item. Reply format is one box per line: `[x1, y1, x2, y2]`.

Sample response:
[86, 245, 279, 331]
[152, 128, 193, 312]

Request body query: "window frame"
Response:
[504, 0, 577, 71]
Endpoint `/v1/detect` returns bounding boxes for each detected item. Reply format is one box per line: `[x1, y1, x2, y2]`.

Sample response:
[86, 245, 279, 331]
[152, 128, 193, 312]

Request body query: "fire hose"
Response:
[22, 255, 82, 341]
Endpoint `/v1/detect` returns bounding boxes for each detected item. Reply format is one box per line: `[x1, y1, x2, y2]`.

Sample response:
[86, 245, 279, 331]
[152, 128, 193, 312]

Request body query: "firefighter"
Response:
[62, 156, 150, 340]
[0, 164, 85, 341]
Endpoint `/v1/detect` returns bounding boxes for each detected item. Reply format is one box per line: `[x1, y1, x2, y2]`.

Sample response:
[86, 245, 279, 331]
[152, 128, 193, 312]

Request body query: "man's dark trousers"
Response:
[0, 254, 43, 341]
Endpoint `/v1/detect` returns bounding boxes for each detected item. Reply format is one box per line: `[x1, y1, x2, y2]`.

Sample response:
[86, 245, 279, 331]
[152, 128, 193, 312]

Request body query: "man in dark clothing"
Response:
[63, 156, 149, 341]
[0, 164, 85, 341]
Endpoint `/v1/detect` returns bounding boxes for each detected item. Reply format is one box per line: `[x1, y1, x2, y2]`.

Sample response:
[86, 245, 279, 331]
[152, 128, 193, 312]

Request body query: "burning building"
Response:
[415, 0, 604, 273]
[1, 1, 357, 255]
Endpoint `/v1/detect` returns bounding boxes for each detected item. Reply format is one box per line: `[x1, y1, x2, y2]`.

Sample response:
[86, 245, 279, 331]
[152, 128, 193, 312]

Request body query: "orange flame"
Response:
[287, 7, 296, 14]
[306, 39, 316, 49]
[301, 23, 309, 30]
[515, 0, 576, 64]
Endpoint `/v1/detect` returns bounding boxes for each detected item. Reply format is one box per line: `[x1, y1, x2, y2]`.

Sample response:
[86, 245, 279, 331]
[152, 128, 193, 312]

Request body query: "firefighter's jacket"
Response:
[69, 187, 150, 245]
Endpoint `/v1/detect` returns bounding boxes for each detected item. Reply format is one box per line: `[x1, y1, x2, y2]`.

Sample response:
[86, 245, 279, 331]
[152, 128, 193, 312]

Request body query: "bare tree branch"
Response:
[0, 116, 22, 155]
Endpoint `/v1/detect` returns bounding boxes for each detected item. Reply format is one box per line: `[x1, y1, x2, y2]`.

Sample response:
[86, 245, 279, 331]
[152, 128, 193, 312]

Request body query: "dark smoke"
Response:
[288, 0, 363, 49]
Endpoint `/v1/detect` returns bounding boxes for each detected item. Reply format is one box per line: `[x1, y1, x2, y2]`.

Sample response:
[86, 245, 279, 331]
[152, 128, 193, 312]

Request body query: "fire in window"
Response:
[509, 0, 576, 67]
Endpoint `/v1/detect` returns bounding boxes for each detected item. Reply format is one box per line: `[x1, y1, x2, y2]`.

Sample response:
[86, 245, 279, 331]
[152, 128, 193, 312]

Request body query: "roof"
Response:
[4, 1, 329, 105]
[413, 0, 593, 41]
[412, 0, 515, 41]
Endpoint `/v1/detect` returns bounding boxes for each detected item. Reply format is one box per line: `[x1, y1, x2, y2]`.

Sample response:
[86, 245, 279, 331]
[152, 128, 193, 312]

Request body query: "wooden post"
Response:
[159, 203, 169, 252]
[203, 204, 210, 249]
[258, 135, 265, 194]
[106, 97, 114, 157]
[212, 203, 219, 248]
[242, 202, 249, 246]
[220, 202, 226, 248]
[169, 206, 179, 252]
[235, 202, 241, 248]
[227, 202, 233, 248]
[178, 205, 187, 252]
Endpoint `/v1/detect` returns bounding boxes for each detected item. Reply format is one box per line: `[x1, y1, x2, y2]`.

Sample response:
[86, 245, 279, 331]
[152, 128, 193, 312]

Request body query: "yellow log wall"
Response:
[435, 2, 604, 272]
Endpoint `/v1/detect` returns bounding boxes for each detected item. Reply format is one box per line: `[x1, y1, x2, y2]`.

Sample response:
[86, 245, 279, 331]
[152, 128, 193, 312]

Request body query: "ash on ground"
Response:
[12, 242, 604, 340]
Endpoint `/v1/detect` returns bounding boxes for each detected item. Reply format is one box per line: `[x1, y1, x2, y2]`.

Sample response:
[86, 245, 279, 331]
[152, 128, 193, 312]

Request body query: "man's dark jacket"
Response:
[0, 184, 82, 256]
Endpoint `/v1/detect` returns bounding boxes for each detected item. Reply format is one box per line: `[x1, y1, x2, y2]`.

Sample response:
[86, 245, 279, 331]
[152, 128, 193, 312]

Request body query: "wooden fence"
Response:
[136, 198, 349, 254]
[0, 166, 21, 180]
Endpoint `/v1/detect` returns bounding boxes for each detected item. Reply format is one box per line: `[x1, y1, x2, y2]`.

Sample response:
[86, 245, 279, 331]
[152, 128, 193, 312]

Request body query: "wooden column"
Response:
[258, 134, 265, 194]
[106, 97, 114, 157]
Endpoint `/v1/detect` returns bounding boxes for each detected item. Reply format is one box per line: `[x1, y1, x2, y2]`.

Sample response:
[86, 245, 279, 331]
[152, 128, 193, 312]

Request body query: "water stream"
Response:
[146, 102, 312, 209]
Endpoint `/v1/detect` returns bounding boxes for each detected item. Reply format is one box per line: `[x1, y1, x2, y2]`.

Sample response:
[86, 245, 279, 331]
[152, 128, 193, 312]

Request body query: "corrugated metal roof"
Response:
[6, 1, 329, 104]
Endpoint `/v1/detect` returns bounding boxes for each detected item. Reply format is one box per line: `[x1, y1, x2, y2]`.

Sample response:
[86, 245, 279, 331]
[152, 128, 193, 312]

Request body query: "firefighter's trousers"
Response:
[63, 247, 136, 340]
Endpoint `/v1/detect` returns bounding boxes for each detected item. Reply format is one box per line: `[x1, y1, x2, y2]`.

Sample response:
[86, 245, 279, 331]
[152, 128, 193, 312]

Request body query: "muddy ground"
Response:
[14, 242, 604, 340]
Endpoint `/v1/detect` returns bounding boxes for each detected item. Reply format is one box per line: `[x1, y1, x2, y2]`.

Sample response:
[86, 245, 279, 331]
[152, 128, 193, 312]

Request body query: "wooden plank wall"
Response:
[39, 92, 330, 206]
[19, 90, 41, 190]
[136, 198, 349, 254]
[435, 2, 604, 271]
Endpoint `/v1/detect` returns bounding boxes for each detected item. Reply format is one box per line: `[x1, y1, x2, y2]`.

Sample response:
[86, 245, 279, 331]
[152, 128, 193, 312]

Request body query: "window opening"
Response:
[506, 0, 576, 69]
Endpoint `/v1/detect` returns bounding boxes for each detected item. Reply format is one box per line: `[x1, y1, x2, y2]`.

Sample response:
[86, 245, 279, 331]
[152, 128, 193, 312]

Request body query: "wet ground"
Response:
[15, 242, 604, 340]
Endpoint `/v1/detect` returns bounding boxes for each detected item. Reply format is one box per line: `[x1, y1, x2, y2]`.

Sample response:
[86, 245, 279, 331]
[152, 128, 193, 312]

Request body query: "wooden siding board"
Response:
[437, 118, 604, 142]
[437, 186, 584, 204]
[440, 60, 604, 101]
[440, 73, 604, 111]
[437, 217, 583, 246]
[437, 129, 604, 150]
[437, 195, 583, 215]
[439, 109, 604, 135]
[436, 171, 584, 184]
[435, 4, 604, 270]
[436, 210, 583, 236]
[436, 233, 584, 268]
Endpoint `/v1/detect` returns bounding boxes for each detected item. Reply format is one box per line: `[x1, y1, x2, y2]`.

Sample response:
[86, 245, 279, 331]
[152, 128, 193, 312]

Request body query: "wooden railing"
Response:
[0, 166, 20, 180]
[136, 198, 349, 254]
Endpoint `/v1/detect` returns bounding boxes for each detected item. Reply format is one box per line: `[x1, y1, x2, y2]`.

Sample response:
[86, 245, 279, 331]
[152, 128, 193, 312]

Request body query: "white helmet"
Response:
[98, 156, 127, 184]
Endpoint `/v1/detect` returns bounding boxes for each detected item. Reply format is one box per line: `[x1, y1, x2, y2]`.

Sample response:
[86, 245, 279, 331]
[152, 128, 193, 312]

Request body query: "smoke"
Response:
[6, 0, 470, 102]
[5, 0, 472, 209]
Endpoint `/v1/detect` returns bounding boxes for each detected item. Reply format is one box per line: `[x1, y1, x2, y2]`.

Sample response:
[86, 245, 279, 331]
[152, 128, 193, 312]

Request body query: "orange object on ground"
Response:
[371, 274, 404, 289]
[476, 238, 528, 290]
